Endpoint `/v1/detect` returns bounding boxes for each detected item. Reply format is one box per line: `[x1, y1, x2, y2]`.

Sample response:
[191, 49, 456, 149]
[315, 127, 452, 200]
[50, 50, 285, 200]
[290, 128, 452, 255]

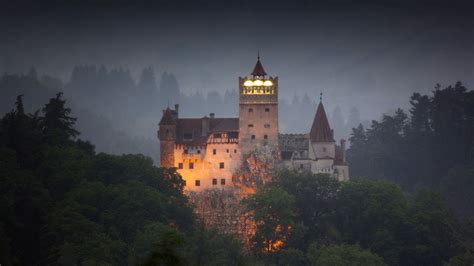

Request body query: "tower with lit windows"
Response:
[238, 56, 279, 156]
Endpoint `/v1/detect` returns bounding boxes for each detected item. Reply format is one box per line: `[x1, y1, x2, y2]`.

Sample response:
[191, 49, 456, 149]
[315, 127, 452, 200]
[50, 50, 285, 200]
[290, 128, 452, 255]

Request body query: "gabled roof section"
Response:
[159, 108, 176, 125]
[310, 102, 334, 142]
[251, 57, 267, 76]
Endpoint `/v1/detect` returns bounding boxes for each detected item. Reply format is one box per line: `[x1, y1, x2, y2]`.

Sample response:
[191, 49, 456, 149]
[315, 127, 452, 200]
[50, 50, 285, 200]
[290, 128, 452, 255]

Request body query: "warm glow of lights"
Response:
[244, 80, 253, 86]
[253, 80, 263, 86]
[263, 80, 273, 86]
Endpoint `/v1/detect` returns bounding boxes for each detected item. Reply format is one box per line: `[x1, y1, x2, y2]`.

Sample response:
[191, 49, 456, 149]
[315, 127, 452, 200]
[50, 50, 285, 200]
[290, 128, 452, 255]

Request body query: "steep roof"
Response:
[175, 117, 239, 145]
[159, 108, 176, 125]
[251, 58, 267, 76]
[309, 102, 334, 142]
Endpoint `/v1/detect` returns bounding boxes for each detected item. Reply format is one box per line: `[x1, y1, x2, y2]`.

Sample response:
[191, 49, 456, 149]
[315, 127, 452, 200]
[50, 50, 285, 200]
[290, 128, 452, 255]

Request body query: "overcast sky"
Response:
[1, 0, 473, 119]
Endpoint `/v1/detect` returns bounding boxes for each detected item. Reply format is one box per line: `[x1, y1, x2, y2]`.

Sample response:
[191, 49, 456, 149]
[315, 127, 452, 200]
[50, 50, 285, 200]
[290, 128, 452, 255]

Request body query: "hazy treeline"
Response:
[347, 82, 474, 217]
[0, 66, 364, 165]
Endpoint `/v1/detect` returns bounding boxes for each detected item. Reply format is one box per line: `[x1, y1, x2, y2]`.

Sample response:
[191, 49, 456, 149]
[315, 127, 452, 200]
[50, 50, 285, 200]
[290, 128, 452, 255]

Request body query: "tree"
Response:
[243, 186, 295, 253]
[40, 92, 79, 145]
[307, 244, 386, 266]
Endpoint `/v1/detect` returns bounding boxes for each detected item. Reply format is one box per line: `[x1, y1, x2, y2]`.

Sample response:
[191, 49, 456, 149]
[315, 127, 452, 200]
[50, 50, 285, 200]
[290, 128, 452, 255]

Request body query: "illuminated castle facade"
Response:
[158, 57, 349, 191]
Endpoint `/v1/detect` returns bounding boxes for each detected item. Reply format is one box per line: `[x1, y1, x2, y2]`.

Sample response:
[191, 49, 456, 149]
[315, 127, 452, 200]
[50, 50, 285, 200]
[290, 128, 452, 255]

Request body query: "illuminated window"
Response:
[189, 162, 194, 169]
[195, 180, 200, 186]
[213, 149, 216, 155]
[221, 178, 226, 185]
[265, 108, 270, 112]
[251, 135, 255, 140]
[219, 162, 225, 169]
[264, 124, 270, 128]
[212, 178, 217, 185]
[178, 163, 183, 169]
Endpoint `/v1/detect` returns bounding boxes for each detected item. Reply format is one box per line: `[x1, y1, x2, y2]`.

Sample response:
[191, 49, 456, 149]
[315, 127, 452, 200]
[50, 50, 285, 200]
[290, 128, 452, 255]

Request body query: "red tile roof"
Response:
[175, 117, 239, 145]
[310, 102, 334, 142]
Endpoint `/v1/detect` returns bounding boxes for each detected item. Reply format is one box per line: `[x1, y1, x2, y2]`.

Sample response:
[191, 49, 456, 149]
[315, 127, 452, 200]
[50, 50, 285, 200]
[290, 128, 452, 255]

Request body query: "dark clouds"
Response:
[1, 0, 473, 119]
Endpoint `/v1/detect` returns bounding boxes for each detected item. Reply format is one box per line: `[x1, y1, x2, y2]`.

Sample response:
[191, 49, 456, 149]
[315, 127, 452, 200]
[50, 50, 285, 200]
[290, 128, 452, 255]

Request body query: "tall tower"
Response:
[239, 56, 279, 156]
[158, 107, 177, 167]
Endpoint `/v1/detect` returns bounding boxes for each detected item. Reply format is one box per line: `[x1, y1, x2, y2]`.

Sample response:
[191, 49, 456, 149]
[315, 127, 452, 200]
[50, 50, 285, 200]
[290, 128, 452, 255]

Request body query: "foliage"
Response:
[0, 95, 243, 265]
[307, 243, 386, 266]
[347, 82, 474, 217]
[245, 171, 468, 266]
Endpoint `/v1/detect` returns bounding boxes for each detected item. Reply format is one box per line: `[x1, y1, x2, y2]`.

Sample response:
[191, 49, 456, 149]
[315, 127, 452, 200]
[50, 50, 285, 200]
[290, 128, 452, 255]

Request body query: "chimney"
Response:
[202, 116, 209, 136]
[340, 139, 346, 162]
[209, 113, 215, 119]
[174, 104, 179, 118]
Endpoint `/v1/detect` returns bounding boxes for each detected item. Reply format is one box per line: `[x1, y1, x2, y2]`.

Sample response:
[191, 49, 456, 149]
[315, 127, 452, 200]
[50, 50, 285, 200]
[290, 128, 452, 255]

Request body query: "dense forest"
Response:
[347, 82, 474, 217]
[1, 87, 473, 265]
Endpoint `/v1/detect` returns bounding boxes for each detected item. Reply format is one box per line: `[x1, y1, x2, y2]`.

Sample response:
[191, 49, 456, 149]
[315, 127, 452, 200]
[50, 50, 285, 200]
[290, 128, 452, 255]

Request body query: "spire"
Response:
[159, 107, 176, 125]
[309, 101, 334, 142]
[251, 53, 267, 76]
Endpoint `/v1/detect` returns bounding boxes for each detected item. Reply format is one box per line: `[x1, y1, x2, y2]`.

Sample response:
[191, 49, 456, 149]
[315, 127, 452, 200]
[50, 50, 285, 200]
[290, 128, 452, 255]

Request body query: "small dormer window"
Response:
[183, 133, 193, 141]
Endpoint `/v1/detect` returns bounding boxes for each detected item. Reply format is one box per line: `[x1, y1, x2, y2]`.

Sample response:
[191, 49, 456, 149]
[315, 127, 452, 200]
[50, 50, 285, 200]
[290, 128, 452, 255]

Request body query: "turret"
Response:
[309, 95, 336, 159]
[158, 107, 177, 167]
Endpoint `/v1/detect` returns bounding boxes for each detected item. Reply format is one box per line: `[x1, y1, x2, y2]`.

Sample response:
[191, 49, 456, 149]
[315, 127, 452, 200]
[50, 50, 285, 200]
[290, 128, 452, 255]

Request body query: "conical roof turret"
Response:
[309, 100, 334, 142]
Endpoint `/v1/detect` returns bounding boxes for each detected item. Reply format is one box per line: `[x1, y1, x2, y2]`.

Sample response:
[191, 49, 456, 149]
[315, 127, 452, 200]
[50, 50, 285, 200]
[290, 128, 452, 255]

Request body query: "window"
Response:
[213, 133, 222, 138]
[323, 147, 327, 152]
[221, 178, 226, 185]
[213, 149, 216, 155]
[265, 108, 270, 112]
[184, 149, 188, 154]
[229, 132, 238, 138]
[183, 133, 193, 140]
[264, 135, 268, 139]
[212, 178, 217, 185]
[183, 180, 186, 186]
[195, 180, 200, 186]
[248, 108, 253, 112]
[264, 124, 270, 128]
[197, 150, 201, 154]
[251, 135, 255, 140]
[248, 124, 254, 128]
[300, 164, 304, 169]
[219, 162, 225, 169]
[226, 149, 229, 153]
[234, 149, 237, 153]
[189, 162, 194, 169]
[166, 129, 169, 133]
[178, 163, 183, 169]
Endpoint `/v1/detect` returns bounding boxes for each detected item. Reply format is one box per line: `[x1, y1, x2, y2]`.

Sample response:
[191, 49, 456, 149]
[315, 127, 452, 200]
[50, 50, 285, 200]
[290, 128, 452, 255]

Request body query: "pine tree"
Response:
[40, 93, 79, 145]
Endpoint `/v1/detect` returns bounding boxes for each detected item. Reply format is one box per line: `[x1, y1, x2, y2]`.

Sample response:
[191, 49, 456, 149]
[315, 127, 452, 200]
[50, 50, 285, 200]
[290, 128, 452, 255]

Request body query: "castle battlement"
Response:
[158, 57, 349, 192]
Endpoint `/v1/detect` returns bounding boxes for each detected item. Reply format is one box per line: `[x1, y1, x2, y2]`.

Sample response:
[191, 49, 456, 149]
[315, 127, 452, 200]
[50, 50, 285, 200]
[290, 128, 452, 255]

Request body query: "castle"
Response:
[158, 57, 349, 191]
